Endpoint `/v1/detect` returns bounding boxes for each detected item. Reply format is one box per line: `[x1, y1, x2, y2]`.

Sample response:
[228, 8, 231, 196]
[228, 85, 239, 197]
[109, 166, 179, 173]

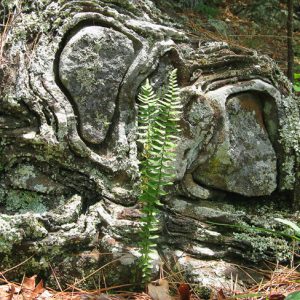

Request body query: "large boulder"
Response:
[0, 0, 299, 290]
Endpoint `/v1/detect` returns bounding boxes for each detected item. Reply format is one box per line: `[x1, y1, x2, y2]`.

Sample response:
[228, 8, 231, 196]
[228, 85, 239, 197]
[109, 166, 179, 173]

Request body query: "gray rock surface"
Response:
[0, 0, 299, 290]
[59, 26, 135, 144]
[193, 91, 277, 196]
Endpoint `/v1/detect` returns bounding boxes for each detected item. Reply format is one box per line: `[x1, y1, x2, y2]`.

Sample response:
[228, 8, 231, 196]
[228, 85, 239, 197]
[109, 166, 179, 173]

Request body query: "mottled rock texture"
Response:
[0, 0, 299, 290]
[60, 26, 135, 144]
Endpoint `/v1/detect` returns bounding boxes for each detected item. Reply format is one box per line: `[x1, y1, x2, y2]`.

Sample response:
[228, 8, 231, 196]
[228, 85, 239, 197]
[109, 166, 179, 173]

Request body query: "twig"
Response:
[64, 257, 121, 290]
[49, 263, 63, 293]
[0, 255, 34, 275]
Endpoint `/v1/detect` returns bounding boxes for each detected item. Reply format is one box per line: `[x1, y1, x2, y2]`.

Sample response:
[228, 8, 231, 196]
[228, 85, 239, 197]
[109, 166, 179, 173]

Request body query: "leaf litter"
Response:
[1, 262, 300, 300]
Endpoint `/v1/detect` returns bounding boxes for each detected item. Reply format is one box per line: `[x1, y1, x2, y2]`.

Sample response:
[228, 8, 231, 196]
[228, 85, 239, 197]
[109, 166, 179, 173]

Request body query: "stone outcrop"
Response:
[0, 0, 299, 290]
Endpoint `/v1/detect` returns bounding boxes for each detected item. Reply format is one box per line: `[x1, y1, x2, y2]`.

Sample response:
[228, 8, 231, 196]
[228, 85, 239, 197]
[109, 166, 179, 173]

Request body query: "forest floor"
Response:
[156, 0, 300, 80]
[1, 1, 300, 299]
[1, 262, 300, 299]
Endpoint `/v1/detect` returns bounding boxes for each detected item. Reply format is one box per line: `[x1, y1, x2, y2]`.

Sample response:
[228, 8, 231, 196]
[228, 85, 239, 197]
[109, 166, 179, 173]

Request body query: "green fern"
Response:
[137, 69, 182, 282]
[294, 73, 300, 92]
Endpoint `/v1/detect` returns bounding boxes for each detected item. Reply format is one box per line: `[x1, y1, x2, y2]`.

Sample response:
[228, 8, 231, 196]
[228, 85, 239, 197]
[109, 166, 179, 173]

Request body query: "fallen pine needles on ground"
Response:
[1, 262, 300, 299]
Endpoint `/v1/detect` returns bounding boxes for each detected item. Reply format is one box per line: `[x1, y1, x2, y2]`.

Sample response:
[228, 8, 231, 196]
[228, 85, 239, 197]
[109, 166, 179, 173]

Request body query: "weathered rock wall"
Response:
[0, 0, 299, 289]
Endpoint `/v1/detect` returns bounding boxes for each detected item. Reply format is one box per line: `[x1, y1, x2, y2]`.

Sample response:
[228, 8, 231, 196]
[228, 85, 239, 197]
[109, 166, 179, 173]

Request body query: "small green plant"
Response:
[274, 217, 300, 238]
[286, 291, 300, 300]
[195, 1, 220, 18]
[137, 69, 182, 282]
[178, 0, 221, 17]
[293, 73, 300, 92]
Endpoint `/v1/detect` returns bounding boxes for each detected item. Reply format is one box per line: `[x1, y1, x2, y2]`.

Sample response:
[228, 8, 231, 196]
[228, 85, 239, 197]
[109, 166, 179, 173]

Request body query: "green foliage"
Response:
[275, 218, 300, 237]
[195, 1, 220, 18]
[293, 73, 300, 92]
[137, 69, 182, 282]
[178, 0, 221, 17]
[286, 291, 300, 300]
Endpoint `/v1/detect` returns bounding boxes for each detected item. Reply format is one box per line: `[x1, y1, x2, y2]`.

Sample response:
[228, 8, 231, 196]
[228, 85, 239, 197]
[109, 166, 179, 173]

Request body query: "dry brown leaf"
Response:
[33, 280, 45, 296]
[178, 283, 190, 300]
[21, 275, 45, 300]
[148, 279, 172, 300]
[268, 294, 285, 300]
[23, 276, 37, 291]
[217, 289, 226, 300]
[7, 284, 15, 300]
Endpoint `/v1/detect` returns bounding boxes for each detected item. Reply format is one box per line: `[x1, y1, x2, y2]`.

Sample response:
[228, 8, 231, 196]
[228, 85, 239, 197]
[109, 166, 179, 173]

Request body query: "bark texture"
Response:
[0, 0, 299, 289]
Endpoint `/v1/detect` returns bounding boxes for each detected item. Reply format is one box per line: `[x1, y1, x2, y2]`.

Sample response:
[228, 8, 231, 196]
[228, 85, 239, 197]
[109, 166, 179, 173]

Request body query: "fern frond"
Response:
[137, 69, 182, 283]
